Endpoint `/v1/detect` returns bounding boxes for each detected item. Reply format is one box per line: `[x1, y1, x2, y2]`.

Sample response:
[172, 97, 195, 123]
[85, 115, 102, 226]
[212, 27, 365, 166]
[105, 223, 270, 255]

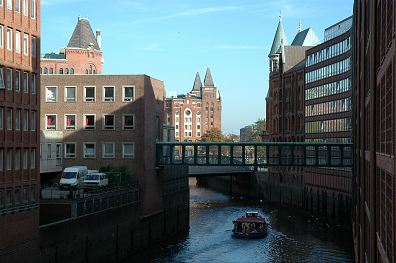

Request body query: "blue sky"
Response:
[41, 0, 353, 134]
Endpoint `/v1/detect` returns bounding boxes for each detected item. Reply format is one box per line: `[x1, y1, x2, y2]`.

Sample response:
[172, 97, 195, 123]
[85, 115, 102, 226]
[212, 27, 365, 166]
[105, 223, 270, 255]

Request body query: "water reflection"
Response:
[141, 179, 354, 262]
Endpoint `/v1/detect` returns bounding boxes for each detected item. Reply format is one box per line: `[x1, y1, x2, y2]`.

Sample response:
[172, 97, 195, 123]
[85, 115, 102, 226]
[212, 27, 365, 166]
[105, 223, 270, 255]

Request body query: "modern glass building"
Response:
[303, 17, 353, 220]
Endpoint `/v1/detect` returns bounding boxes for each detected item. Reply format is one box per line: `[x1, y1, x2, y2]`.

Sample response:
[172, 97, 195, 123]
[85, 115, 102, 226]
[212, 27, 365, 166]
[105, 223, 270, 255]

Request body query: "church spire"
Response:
[192, 72, 202, 91]
[268, 15, 288, 57]
[204, 67, 215, 87]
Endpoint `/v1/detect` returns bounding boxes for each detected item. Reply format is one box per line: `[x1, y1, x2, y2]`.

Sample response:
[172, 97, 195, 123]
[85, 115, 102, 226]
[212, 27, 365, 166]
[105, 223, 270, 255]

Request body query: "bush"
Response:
[99, 165, 137, 186]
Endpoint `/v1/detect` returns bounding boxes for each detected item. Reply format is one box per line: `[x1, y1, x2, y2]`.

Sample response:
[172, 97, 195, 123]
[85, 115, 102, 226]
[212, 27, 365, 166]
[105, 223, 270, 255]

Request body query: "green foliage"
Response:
[99, 165, 137, 186]
[252, 119, 267, 141]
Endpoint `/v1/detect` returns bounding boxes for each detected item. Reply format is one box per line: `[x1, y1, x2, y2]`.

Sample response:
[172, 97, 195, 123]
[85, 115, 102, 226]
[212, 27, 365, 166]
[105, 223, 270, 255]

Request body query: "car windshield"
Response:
[62, 172, 77, 179]
[85, 174, 99, 180]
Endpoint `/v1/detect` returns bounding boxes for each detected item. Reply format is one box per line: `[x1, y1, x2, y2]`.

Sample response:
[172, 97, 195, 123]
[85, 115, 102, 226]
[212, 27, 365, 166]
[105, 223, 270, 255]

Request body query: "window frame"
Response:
[122, 114, 135, 130]
[83, 114, 96, 130]
[122, 143, 135, 159]
[122, 86, 135, 102]
[84, 86, 96, 102]
[64, 114, 76, 130]
[45, 86, 57, 102]
[64, 143, 76, 159]
[102, 142, 115, 159]
[64, 86, 76, 102]
[103, 86, 115, 102]
[83, 143, 96, 159]
[45, 114, 57, 130]
[103, 114, 115, 130]
[6, 27, 12, 51]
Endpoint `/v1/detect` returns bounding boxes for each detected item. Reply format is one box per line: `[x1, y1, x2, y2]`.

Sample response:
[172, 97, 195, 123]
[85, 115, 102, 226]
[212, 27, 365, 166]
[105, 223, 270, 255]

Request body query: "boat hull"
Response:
[232, 229, 268, 239]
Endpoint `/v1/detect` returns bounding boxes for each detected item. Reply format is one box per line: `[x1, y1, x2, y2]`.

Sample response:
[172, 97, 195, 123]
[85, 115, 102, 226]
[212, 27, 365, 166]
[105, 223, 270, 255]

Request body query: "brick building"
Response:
[304, 17, 353, 221]
[0, 0, 41, 260]
[353, 1, 395, 262]
[165, 68, 221, 142]
[41, 17, 102, 75]
[40, 74, 165, 215]
[266, 17, 318, 207]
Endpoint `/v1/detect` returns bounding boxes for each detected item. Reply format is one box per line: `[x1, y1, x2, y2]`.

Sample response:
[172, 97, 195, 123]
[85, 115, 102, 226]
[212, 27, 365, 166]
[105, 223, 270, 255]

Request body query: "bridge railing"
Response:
[156, 142, 353, 167]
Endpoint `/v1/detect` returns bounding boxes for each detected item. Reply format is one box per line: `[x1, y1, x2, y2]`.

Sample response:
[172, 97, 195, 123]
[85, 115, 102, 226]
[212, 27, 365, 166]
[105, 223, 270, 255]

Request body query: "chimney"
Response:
[96, 29, 102, 50]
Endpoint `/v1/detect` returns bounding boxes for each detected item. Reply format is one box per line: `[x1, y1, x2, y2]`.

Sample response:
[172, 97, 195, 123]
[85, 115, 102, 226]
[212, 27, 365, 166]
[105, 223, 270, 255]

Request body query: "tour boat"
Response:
[232, 211, 268, 238]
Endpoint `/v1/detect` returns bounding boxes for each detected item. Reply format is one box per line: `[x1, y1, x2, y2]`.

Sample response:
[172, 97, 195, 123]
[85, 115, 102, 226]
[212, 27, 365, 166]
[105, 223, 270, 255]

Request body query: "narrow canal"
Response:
[138, 179, 354, 262]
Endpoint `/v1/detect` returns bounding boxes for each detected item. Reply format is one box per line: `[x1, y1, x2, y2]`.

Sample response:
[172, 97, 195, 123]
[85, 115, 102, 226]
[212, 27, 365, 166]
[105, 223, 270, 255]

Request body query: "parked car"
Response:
[59, 166, 88, 189]
[83, 173, 109, 190]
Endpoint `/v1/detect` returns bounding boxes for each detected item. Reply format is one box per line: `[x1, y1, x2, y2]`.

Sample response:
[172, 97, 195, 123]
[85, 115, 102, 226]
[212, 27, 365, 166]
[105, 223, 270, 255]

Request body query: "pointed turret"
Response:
[269, 16, 288, 57]
[204, 68, 214, 87]
[68, 17, 101, 50]
[192, 72, 202, 91]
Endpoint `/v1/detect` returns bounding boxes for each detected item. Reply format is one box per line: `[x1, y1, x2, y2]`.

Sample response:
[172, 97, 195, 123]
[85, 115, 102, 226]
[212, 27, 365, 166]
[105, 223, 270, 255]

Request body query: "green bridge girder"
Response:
[156, 142, 353, 168]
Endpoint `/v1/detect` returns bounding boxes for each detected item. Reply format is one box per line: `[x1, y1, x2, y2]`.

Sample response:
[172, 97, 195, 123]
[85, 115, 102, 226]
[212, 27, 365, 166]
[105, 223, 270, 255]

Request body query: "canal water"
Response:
[138, 179, 354, 262]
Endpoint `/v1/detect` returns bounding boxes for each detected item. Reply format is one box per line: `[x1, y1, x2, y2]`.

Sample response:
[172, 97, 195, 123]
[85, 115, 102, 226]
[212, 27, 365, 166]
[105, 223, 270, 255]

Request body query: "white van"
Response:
[59, 166, 88, 189]
[83, 173, 109, 189]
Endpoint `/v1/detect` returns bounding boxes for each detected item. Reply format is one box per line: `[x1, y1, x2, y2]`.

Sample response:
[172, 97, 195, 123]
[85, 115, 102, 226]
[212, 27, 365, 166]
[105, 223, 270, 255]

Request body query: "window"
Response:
[65, 114, 76, 130]
[6, 109, 12, 130]
[15, 70, 20, 91]
[84, 115, 95, 130]
[59, 68, 63, 74]
[123, 86, 134, 102]
[15, 31, 20, 53]
[49, 68, 53, 74]
[30, 0, 35, 19]
[0, 25, 3, 48]
[46, 115, 56, 130]
[56, 144, 62, 166]
[103, 86, 114, 101]
[0, 149, 3, 172]
[23, 188, 28, 203]
[30, 186, 36, 203]
[31, 74, 36, 94]
[23, 0, 27, 16]
[65, 68, 69, 74]
[6, 148, 12, 171]
[65, 86, 76, 102]
[31, 37, 36, 58]
[23, 110, 28, 131]
[84, 86, 95, 101]
[47, 144, 51, 159]
[70, 68, 74, 74]
[103, 115, 114, 130]
[23, 149, 28, 169]
[15, 109, 20, 130]
[65, 143, 76, 158]
[84, 143, 95, 158]
[122, 143, 134, 159]
[31, 111, 36, 131]
[0, 68, 4, 89]
[23, 72, 28, 93]
[15, 189, 20, 205]
[6, 28, 12, 50]
[0, 107, 3, 130]
[23, 33, 28, 55]
[43, 68, 47, 74]
[6, 68, 12, 90]
[15, 149, 20, 170]
[31, 149, 35, 169]
[123, 114, 134, 130]
[6, 0, 11, 10]
[103, 143, 115, 158]
[6, 190, 12, 208]
[15, 0, 20, 12]
[46, 87, 57, 102]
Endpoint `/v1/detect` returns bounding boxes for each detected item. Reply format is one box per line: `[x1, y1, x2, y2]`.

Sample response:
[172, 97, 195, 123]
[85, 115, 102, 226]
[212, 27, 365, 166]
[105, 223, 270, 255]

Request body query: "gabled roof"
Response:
[291, 28, 319, 47]
[192, 72, 202, 91]
[204, 68, 214, 87]
[269, 17, 288, 56]
[67, 18, 101, 51]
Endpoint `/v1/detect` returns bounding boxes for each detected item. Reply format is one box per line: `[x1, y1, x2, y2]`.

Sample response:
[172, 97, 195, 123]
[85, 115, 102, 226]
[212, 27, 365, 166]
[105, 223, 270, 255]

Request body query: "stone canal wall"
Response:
[3, 166, 190, 263]
[201, 169, 350, 223]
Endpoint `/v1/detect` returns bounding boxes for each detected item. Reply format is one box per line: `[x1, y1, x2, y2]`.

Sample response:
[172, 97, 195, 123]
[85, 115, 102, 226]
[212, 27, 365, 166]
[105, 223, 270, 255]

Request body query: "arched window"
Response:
[40, 67, 42, 74]
[44, 68, 48, 74]
[65, 68, 69, 75]
[49, 68, 54, 74]
[93, 70, 96, 74]
[85, 69, 89, 74]
[70, 68, 74, 75]
[59, 68, 63, 74]
[89, 65, 93, 74]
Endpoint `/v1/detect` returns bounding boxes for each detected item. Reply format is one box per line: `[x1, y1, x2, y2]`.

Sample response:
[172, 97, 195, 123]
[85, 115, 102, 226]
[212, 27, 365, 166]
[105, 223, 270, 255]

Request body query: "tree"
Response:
[251, 119, 267, 141]
[201, 128, 224, 142]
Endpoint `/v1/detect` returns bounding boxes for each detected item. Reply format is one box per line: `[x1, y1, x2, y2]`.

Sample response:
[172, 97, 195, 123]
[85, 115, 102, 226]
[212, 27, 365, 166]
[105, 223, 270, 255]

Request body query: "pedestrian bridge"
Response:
[156, 142, 353, 168]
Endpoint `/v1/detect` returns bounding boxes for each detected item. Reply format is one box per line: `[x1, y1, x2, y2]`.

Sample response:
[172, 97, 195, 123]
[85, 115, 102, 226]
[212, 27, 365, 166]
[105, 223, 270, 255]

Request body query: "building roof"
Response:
[291, 28, 319, 47]
[281, 45, 310, 72]
[41, 52, 66, 59]
[269, 17, 288, 56]
[204, 67, 214, 87]
[192, 72, 202, 91]
[67, 18, 101, 51]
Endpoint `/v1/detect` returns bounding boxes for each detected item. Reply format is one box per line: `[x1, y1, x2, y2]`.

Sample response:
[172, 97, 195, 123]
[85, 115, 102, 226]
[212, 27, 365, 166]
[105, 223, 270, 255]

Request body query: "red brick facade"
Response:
[40, 18, 102, 75]
[165, 68, 221, 142]
[353, 1, 396, 262]
[0, 0, 40, 259]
